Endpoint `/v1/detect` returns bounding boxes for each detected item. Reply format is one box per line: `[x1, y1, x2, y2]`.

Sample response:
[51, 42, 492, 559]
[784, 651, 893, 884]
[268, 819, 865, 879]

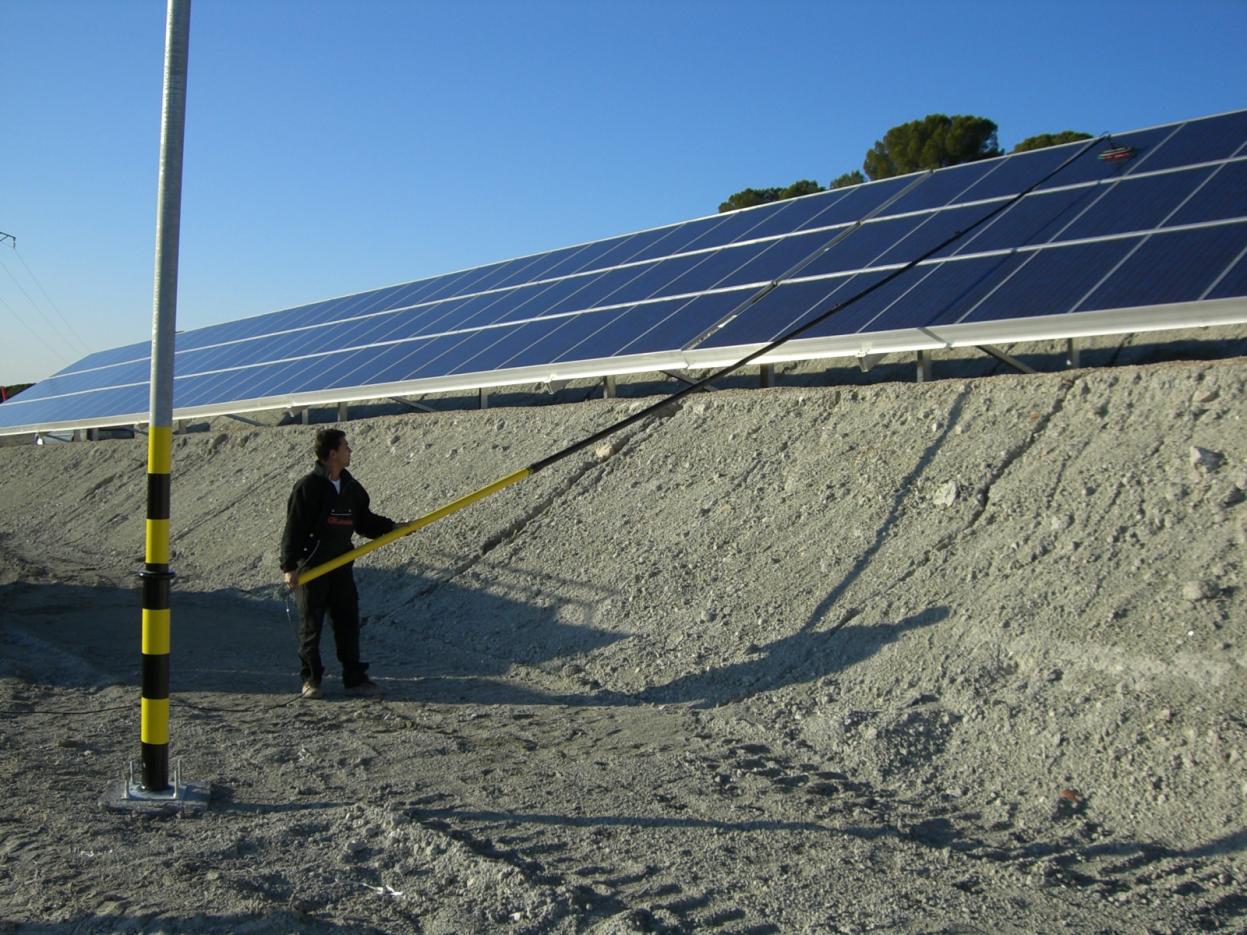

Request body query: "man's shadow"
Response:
[635, 606, 948, 708]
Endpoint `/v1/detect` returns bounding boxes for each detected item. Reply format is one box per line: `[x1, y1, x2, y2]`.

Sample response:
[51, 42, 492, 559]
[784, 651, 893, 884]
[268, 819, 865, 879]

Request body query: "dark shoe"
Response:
[345, 678, 382, 699]
[301, 681, 323, 700]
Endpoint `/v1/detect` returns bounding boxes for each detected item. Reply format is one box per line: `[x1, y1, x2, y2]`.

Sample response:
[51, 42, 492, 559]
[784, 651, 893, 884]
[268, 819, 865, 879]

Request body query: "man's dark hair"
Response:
[315, 428, 346, 463]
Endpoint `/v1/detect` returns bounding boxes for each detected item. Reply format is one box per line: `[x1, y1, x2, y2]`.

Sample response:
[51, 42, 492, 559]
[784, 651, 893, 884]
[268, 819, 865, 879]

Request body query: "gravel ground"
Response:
[1, 351, 1245, 933]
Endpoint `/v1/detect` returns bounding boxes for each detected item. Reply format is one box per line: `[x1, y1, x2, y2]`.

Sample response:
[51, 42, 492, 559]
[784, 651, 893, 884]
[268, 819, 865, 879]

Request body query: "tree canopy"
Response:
[716, 116, 1092, 212]
[862, 114, 1001, 180]
[1011, 130, 1093, 153]
[830, 170, 865, 189]
[718, 179, 825, 213]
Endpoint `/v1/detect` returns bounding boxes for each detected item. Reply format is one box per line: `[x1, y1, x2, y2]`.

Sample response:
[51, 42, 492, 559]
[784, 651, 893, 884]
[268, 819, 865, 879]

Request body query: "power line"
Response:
[0, 291, 73, 369]
[12, 245, 93, 357]
[0, 250, 91, 359]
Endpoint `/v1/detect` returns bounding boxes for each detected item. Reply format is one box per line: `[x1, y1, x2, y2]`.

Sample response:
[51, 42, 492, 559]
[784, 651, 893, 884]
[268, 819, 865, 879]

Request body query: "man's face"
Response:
[331, 438, 352, 469]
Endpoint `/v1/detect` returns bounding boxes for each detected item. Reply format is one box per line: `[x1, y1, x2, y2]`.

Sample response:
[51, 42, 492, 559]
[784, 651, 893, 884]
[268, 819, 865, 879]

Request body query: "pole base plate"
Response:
[101, 779, 211, 817]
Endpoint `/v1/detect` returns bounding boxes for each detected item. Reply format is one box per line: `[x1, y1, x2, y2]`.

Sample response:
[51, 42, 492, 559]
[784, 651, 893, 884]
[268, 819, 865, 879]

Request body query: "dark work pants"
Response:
[295, 563, 369, 687]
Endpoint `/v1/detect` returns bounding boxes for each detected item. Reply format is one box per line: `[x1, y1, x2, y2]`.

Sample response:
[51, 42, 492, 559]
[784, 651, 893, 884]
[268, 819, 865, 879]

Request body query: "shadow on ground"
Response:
[0, 575, 948, 714]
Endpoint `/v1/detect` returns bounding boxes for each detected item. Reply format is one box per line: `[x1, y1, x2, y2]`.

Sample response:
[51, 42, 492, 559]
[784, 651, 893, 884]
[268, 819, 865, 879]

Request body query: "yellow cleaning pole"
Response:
[297, 467, 532, 585]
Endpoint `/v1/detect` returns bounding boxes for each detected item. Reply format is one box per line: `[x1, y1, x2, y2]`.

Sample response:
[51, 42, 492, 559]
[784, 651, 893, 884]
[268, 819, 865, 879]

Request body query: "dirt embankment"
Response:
[1, 358, 1245, 933]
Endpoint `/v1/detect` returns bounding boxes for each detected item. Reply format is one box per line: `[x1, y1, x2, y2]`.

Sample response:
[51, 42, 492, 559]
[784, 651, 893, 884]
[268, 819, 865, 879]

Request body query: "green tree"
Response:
[719, 179, 825, 213]
[863, 114, 1002, 180]
[719, 187, 783, 213]
[1011, 130, 1092, 153]
[779, 179, 824, 199]
[829, 170, 865, 189]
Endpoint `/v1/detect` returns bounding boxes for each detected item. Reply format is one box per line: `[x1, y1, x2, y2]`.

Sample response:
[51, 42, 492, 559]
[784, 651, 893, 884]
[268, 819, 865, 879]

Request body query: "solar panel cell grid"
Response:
[1167, 159, 1247, 226]
[741, 188, 854, 240]
[717, 232, 830, 288]
[643, 243, 768, 300]
[880, 254, 1028, 331]
[874, 202, 1003, 266]
[1207, 245, 1247, 301]
[960, 239, 1139, 324]
[954, 143, 1080, 203]
[879, 159, 999, 215]
[1078, 223, 1247, 311]
[699, 273, 887, 349]
[1137, 110, 1247, 174]
[796, 215, 929, 278]
[952, 186, 1098, 255]
[1057, 167, 1218, 241]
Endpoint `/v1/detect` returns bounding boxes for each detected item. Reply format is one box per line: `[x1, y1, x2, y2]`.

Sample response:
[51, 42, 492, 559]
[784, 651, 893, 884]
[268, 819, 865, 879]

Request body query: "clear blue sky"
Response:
[3, 0, 1245, 384]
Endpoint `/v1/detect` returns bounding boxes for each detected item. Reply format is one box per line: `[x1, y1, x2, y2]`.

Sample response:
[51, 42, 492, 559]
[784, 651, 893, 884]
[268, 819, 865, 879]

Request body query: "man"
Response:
[281, 428, 398, 699]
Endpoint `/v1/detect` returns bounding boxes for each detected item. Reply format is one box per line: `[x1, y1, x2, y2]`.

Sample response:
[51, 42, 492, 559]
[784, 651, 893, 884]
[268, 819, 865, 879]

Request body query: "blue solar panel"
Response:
[873, 202, 1003, 265]
[870, 255, 1027, 332]
[1168, 159, 1247, 226]
[698, 274, 890, 349]
[1207, 246, 1247, 301]
[1058, 166, 1217, 240]
[1036, 125, 1178, 190]
[954, 143, 1084, 203]
[3, 109, 1246, 435]
[1078, 223, 1247, 310]
[949, 187, 1088, 255]
[1139, 110, 1247, 173]
[879, 159, 999, 215]
[959, 239, 1139, 324]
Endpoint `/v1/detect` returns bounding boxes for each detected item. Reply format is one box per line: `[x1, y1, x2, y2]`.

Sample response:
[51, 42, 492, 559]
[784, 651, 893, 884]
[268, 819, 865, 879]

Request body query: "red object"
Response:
[1099, 145, 1135, 162]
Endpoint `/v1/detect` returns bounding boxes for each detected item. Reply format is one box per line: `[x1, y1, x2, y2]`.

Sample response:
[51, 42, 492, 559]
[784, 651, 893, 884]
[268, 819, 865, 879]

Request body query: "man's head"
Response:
[315, 428, 351, 470]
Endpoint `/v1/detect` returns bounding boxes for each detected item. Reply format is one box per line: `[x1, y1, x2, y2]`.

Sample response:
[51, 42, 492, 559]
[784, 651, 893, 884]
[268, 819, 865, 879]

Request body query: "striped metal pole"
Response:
[140, 0, 191, 793]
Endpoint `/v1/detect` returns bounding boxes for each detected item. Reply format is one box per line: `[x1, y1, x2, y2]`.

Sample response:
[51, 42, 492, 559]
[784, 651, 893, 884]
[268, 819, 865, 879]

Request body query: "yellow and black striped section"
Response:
[140, 425, 174, 791]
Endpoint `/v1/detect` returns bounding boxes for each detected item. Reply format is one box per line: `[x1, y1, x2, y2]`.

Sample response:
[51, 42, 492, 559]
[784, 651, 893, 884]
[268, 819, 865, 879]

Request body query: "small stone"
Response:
[1181, 580, 1217, 602]
[594, 441, 621, 461]
[1189, 446, 1225, 472]
[934, 481, 959, 507]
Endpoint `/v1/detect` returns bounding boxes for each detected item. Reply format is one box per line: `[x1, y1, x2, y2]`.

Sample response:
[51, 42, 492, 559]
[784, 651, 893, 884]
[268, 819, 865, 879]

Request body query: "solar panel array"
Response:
[4, 108, 1246, 435]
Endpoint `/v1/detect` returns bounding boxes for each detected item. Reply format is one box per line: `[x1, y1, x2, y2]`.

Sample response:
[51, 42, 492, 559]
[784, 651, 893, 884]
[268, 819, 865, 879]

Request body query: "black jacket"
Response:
[280, 462, 395, 573]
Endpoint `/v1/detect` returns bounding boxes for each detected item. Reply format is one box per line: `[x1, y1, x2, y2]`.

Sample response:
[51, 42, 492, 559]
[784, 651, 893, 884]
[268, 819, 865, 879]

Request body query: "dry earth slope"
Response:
[0, 358, 1245, 933]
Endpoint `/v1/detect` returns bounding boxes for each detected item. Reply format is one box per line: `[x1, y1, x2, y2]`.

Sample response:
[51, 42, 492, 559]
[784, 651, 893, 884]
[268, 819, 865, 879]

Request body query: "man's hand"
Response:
[284, 569, 300, 589]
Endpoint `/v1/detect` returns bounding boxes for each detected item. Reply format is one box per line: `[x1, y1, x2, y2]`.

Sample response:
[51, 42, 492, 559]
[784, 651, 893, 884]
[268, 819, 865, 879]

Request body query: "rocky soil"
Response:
[1, 347, 1245, 933]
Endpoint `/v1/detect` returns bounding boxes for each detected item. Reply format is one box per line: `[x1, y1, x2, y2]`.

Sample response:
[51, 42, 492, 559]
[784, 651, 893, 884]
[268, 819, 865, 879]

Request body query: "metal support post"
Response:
[662, 370, 718, 392]
[976, 344, 1037, 375]
[479, 387, 489, 409]
[602, 375, 616, 399]
[387, 396, 435, 414]
[857, 352, 886, 373]
[915, 350, 932, 383]
[337, 401, 349, 422]
[759, 364, 774, 388]
[1065, 338, 1081, 369]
